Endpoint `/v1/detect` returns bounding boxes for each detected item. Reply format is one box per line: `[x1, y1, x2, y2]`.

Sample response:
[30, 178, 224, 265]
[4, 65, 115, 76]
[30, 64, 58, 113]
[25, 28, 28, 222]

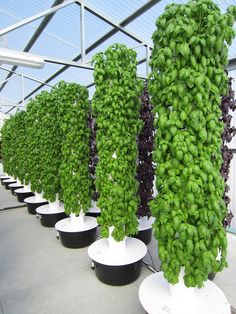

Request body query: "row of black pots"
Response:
[0, 176, 10, 184]
[1, 176, 153, 244]
[1, 178, 100, 246]
[2, 176, 216, 287]
[22, 192, 152, 246]
[1, 177, 16, 190]
[1, 176, 152, 286]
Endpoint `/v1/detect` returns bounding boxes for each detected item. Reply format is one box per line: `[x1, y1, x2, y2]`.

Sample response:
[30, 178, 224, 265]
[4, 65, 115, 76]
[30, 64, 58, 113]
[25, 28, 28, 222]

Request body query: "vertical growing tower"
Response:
[92, 43, 143, 240]
[149, 0, 236, 287]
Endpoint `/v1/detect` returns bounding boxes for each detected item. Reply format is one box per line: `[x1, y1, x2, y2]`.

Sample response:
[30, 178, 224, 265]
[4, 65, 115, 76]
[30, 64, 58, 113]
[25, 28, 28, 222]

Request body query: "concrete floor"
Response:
[0, 182, 236, 314]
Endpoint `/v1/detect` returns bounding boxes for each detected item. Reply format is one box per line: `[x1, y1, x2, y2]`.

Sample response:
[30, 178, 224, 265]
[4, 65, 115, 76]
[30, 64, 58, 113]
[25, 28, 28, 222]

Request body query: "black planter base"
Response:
[58, 227, 97, 248]
[93, 260, 143, 286]
[0, 177, 10, 185]
[208, 272, 216, 281]
[88, 238, 147, 286]
[15, 190, 35, 203]
[39, 212, 68, 227]
[25, 201, 48, 215]
[9, 185, 24, 196]
[85, 211, 101, 218]
[133, 228, 152, 245]
[1, 178, 10, 186]
[4, 180, 17, 190]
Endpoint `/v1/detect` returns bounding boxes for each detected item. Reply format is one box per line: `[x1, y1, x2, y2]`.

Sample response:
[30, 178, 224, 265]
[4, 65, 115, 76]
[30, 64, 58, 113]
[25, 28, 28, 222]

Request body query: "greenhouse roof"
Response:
[0, 0, 236, 114]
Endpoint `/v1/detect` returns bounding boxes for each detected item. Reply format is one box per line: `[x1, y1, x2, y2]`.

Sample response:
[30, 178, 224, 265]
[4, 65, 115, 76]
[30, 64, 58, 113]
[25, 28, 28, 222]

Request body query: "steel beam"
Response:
[0, 66, 53, 114]
[18, 0, 159, 104]
[0, 74, 17, 85]
[5, 107, 20, 114]
[0, 0, 77, 36]
[0, 98, 22, 113]
[75, 0, 152, 47]
[0, 0, 64, 93]
[44, 55, 93, 69]
[0, 66, 53, 87]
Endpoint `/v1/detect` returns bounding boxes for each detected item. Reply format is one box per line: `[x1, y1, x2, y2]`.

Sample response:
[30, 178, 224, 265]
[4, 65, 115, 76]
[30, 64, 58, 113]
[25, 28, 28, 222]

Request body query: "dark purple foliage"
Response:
[220, 75, 236, 227]
[88, 108, 99, 201]
[136, 80, 155, 218]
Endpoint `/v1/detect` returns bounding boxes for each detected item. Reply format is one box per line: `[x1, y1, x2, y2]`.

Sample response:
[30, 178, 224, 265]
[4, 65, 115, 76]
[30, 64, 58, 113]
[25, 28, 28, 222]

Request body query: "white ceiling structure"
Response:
[0, 0, 236, 114]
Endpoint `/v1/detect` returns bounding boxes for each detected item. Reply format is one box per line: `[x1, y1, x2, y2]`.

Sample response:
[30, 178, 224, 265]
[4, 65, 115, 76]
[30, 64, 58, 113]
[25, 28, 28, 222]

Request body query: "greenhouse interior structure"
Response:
[0, 0, 236, 313]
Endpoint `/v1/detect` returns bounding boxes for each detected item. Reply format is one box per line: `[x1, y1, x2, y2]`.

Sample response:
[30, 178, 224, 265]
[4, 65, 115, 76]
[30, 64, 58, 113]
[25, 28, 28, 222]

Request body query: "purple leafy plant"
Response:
[88, 108, 99, 201]
[220, 74, 236, 228]
[136, 80, 155, 218]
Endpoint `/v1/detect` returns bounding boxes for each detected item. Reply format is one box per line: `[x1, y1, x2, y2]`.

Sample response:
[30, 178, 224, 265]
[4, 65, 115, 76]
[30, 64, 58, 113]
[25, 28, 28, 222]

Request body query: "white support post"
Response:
[0, 74, 17, 85]
[80, 4, 85, 64]
[146, 45, 150, 77]
[21, 75, 25, 107]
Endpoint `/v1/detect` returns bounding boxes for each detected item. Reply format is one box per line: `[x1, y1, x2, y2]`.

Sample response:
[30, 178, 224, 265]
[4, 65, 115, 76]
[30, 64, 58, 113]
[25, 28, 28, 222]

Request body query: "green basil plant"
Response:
[1, 116, 15, 177]
[92, 43, 143, 241]
[149, 0, 236, 288]
[36, 89, 62, 202]
[57, 81, 92, 215]
[25, 95, 45, 193]
[12, 111, 28, 183]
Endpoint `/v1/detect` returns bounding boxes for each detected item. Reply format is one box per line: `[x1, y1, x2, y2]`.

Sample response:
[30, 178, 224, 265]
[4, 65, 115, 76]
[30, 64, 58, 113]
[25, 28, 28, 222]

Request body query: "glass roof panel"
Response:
[0, 0, 236, 106]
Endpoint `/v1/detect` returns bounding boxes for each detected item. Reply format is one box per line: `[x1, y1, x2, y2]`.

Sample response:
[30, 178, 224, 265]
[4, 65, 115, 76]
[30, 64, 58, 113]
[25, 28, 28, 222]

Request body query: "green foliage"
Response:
[92, 43, 143, 241]
[149, 0, 236, 288]
[1, 81, 91, 210]
[1, 116, 15, 176]
[26, 95, 45, 193]
[33, 89, 62, 202]
[1, 111, 28, 183]
[56, 81, 92, 215]
[12, 111, 28, 183]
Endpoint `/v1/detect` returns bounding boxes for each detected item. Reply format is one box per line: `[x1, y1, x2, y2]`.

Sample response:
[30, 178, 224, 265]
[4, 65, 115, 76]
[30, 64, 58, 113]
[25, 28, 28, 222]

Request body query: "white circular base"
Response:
[89, 207, 101, 214]
[14, 187, 31, 193]
[24, 195, 47, 203]
[8, 182, 23, 188]
[36, 203, 65, 215]
[138, 216, 155, 231]
[55, 216, 98, 233]
[88, 238, 147, 266]
[139, 272, 231, 314]
[89, 201, 101, 213]
[2, 178, 16, 183]
[0, 175, 10, 180]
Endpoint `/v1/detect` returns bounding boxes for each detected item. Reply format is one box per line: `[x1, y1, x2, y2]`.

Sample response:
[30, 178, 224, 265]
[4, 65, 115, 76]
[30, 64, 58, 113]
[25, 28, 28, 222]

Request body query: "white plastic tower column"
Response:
[108, 226, 126, 255]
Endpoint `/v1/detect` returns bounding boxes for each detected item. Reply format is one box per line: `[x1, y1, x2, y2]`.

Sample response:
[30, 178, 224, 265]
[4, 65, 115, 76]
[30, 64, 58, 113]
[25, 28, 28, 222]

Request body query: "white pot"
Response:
[48, 200, 61, 211]
[70, 211, 85, 226]
[139, 271, 231, 314]
[168, 268, 195, 301]
[138, 216, 155, 231]
[24, 184, 31, 192]
[108, 226, 126, 255]
[92, 201, 100, 212]
[152, 175, 158, 197]
[35, 192, 43, 201]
